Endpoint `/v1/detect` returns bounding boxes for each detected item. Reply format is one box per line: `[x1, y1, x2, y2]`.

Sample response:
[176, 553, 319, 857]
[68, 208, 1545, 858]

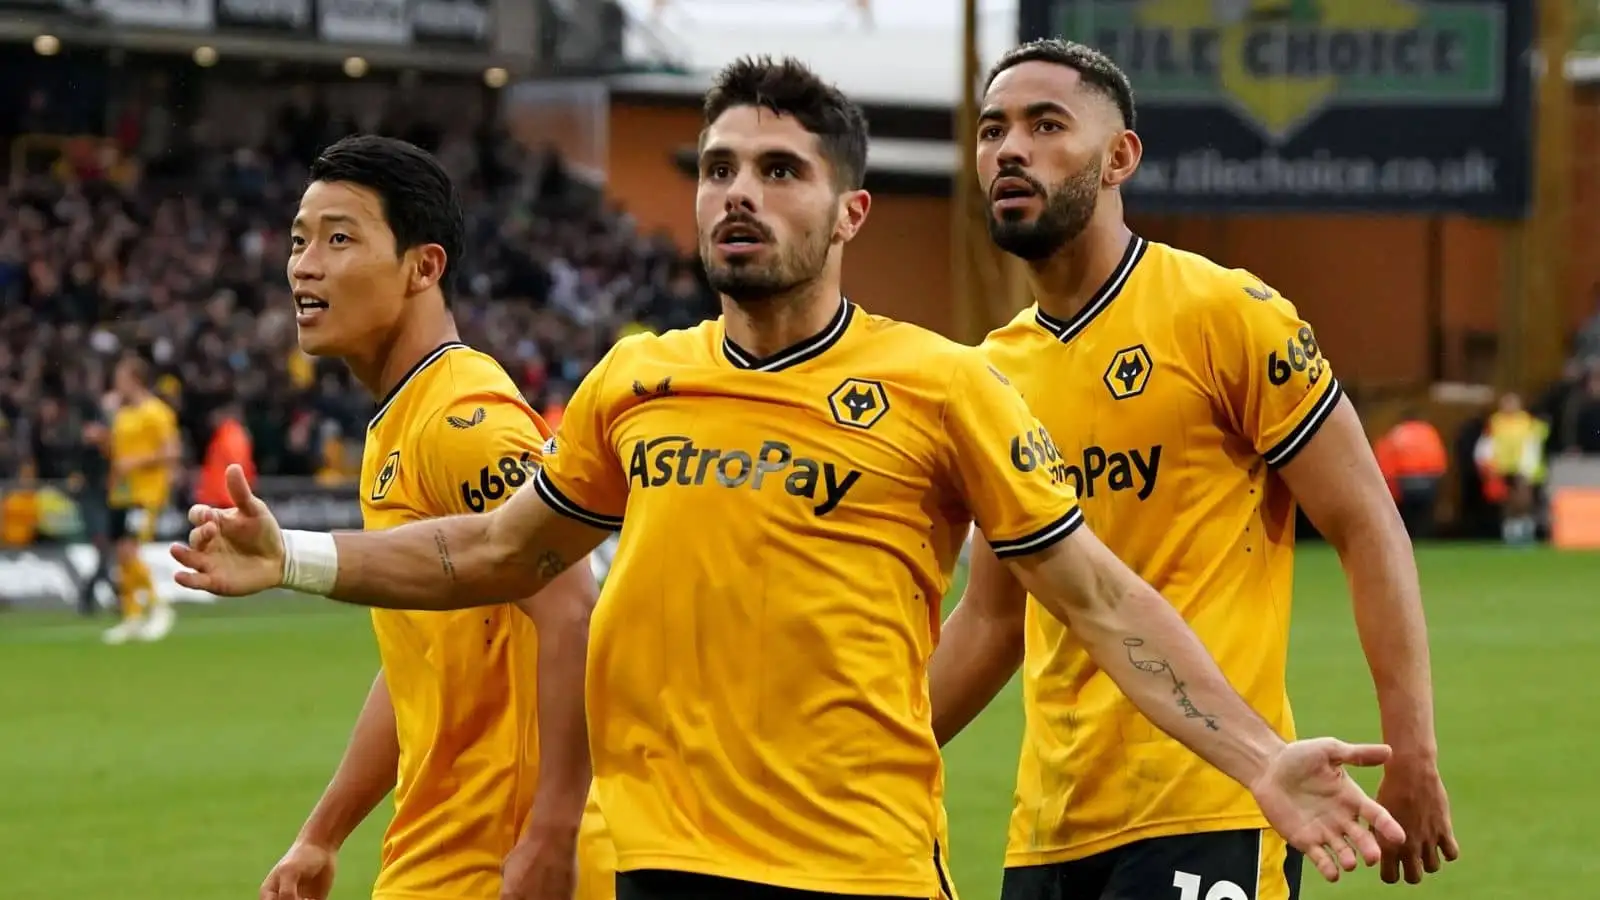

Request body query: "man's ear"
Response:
[408, 243, 448, 295]
[1103, 130, 1143, 189]
[834, 189, 872, 245]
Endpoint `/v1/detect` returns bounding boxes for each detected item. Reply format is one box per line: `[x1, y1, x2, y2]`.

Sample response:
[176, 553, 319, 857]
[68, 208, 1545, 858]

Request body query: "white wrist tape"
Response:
[281, 530, 339, 596]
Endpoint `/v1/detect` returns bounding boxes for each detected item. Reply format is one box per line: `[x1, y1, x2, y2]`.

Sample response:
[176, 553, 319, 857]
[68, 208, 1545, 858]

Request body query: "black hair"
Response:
[702, 55, 871, 191]
[986, 38, 1137, 130]
[308, 134, 465, 302]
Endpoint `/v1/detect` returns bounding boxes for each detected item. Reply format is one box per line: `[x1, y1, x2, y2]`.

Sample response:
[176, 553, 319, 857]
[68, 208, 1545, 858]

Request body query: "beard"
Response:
[987, 158, 1101, 262]
[700, 215, 832, 305]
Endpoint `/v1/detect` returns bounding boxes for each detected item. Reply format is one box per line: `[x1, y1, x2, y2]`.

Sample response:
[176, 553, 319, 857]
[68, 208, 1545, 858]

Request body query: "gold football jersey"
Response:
[361, 342, 609, 899]
[982, 236, 1342, 865]
[535, 300, 1081, 897]
[109, 395, 178, 510]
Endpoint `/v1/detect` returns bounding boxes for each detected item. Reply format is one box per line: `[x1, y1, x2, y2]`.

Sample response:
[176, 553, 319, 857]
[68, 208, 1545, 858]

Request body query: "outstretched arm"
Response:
[928, 531, 1028, 746]
[320, 483, 608, 610]
[174, 465, 611, 610]
[1007, 527, 1284, 786]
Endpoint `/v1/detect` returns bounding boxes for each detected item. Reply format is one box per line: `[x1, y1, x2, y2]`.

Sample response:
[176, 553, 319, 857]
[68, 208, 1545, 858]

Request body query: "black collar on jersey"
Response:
[1034, 235, 1148, 345]
[721, 298, 854, 372]
[368, 341, 467, 431]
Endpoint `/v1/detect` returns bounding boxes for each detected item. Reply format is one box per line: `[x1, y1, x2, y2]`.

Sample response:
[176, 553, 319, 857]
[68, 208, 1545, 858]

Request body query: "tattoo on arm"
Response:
[534, 550, 565, 582]
[435, 531, 456, 582]
[1124, 638, 1220, 731]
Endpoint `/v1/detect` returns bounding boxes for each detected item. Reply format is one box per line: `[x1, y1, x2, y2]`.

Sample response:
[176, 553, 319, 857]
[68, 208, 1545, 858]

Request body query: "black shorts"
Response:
[617, 870, 912, 900]
[1000, 829, 1303, 900]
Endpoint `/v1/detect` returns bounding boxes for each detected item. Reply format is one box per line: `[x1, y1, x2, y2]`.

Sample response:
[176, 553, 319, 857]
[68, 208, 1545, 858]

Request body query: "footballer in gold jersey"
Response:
[179, 59, 1404, 900]
[930, 40, 1457, 900]
[102, 354, 182, 645]
[256, 135, 608, 900]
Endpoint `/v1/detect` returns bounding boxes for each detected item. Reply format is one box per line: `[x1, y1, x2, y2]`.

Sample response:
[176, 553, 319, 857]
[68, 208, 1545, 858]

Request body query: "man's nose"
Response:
[723, 168, 761, 214]
[290, 247, 322, 280]
[996, 129, 1031, 169]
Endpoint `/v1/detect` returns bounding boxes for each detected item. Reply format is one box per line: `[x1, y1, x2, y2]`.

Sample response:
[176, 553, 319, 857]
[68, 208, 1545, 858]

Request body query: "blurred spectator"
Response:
[195, 401, 256, 510]
[1373, 410, 1449, 539]
[1474, 393, 1549, 544]
[1, 460, 40, 546]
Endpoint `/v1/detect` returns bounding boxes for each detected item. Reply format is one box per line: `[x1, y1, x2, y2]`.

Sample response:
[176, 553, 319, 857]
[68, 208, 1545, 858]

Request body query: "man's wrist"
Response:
[519, 815, 582, 846]
[282, 530, 338, 596]
[1242, 733, 1289, 787]
[1385, 737, 1440, 767]
[1377, 701, 1439, 765]
[524, 787, 588, 834]
[295, 821, 347, 852]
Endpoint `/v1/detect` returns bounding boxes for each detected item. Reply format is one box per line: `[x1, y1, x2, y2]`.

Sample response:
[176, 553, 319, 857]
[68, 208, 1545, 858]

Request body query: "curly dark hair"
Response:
[986, 39, 1137, 130]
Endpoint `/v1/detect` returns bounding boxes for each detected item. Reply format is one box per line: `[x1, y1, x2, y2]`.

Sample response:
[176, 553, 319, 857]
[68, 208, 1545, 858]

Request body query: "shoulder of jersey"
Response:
[415, 346, 531, 420]
[979, 305, 1047, 350]
[439, 346, 523, 394]
[853, 309, 990, 370]
[608, 320, 715, 364]
[1149, 241, 1289, 319]
[854, 308, 967, 352]
[863, 312, 1025, 402]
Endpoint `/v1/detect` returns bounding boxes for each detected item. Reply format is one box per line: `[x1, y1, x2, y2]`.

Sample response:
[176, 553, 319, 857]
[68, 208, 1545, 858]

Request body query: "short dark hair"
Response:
[702, 55, 870, 191]
[986, 39, 1137, 130]
[308, 134, 465, 301]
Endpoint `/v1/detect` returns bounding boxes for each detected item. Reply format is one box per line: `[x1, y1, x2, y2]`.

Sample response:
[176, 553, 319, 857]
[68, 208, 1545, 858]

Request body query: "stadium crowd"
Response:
[0, 95, 716, 497]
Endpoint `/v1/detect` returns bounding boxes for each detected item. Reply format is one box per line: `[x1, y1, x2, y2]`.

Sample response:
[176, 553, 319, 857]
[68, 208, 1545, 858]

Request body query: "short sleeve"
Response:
[942, 350, 1083, 560]
[531, 350, 627, 532]
[416, 395, 550, 516]
[1204, 280, 1343, 469]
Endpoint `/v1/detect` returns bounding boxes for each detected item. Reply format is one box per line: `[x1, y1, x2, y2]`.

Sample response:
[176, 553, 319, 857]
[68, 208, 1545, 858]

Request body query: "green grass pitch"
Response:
[1, 544, 1595, 899]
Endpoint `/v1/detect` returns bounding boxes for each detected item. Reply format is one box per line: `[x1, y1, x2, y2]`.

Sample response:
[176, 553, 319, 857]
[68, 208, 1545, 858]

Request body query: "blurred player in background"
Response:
[101, 353, 180, 644]
[931, 39, 1457, 900]
[178, 59, 1405, 900]
[258, 134, 607, 900]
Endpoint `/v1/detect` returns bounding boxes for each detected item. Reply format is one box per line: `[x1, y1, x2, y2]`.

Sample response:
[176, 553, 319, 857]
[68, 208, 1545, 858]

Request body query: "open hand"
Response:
[1250, 737, 1407, 883]
[171, 463, 285, 596]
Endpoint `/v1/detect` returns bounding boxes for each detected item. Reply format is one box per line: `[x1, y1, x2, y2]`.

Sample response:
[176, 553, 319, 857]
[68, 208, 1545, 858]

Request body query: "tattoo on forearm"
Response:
[534, 550, 565, 582]
[1124, 638, 1220, 731]
[435, 531, 456, 582]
